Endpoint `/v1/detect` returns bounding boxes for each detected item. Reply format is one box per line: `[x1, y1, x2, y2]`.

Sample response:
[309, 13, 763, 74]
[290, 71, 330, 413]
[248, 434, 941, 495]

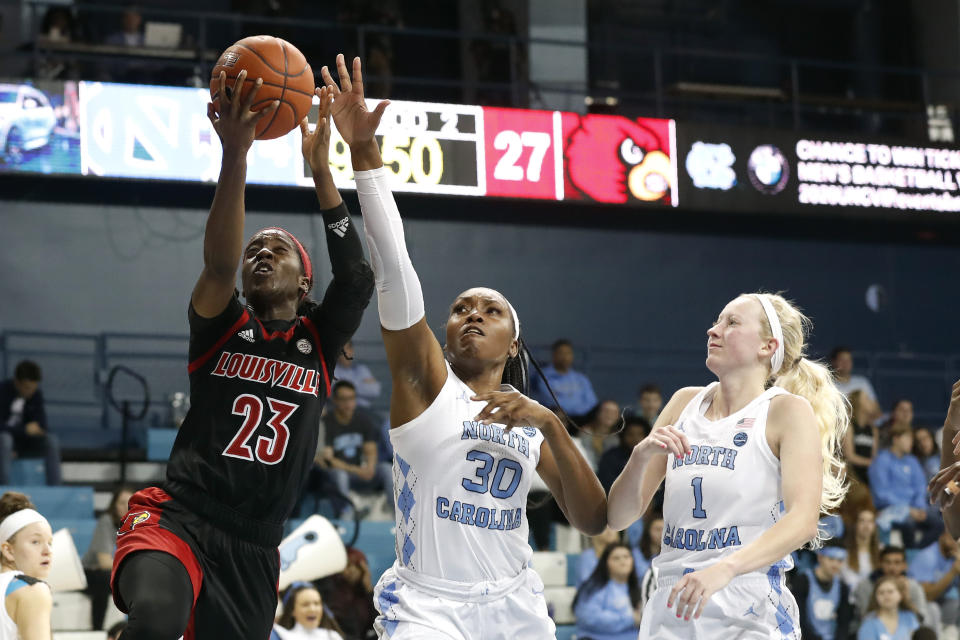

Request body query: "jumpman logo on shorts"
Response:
[743, 604, 760, 618]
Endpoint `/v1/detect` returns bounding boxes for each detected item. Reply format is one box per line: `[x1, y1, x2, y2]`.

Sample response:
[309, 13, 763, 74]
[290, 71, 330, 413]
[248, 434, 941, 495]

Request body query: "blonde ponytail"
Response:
[749, 293, 850, 522]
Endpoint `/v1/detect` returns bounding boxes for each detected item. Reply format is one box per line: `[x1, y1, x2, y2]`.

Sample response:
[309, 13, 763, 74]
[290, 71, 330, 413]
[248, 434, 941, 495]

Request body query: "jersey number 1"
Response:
[223, 394, 298, 464]
[691, 476, 707, 519]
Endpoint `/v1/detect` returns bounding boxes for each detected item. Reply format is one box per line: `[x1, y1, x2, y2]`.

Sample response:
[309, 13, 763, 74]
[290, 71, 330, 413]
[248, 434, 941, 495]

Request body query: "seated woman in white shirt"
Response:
[271, 582, 344, 640]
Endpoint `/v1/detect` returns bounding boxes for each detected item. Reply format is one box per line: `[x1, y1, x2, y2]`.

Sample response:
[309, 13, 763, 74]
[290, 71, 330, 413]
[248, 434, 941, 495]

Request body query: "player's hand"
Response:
[23, 422, 44, 437]
[300, 86, 334, 176]
[667, 561, 736, 621]
[930, 462, 960, 508]
[207, 70, 278, 154]
[634, 423, 691, 462]
[320, 54, 389, 148]
[946, 380, 960, 450]
[471, 388, 555, 433]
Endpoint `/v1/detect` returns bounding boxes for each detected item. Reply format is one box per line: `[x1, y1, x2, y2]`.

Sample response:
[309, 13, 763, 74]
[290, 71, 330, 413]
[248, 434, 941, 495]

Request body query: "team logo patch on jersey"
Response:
[327, 216, 350, 238]
[117, 511, 151, 537]
[733, 432, 748, 447]
[237, 328, 255, 343]
[522, 426, 537, 437]
[296, 338, 312, 354]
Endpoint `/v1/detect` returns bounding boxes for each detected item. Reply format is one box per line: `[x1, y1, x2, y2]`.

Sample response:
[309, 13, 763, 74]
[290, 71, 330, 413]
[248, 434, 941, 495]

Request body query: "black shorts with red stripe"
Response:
[111, 487, 280, 640]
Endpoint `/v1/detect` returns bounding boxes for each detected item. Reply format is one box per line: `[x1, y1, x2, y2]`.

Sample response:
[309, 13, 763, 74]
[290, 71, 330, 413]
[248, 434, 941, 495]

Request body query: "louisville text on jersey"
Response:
[210, 351, 321, 397]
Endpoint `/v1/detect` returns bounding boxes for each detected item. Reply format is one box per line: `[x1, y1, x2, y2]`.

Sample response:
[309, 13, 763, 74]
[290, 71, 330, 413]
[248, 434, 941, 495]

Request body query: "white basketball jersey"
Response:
[0, 570, 40, 640]
[654, 382, 794, 577]
[389, 362, 544, 583]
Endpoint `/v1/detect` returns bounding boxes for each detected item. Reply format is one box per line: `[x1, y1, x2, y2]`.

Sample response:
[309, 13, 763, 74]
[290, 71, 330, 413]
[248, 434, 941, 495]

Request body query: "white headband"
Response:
[753, 294, 785, 375]
[506, 300, 520, 341]
[0, 509, 48, 544]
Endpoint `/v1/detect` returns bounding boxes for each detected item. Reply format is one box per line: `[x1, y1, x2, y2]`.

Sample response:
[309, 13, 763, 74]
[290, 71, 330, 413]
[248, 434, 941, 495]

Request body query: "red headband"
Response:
[249, 227, 313, 298]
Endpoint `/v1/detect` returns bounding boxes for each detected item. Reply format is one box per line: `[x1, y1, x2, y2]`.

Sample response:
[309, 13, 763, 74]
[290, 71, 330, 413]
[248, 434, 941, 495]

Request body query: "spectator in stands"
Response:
[0, 491, 53, 639]
[844, 390, 879, 485]
[854, 547, 928, 625]
[316, 547, 377, 640]
[597, 417, 649, 493]
[831, 346, 880, 407]
[82, 486, 134, 630]
[908, 529, 960, 632]
[868, 425, 937, 548]
[578, 400, 622, 469]
[39, 6, 76, 42]
[334, 340, 382, 408]
[857, 575, 920, 640]
[577, 527, 620, 586]
[530, 339, 597, 422]
[107, 621, 127, 640]
[886, 399, 916, 434]
[913, 428, 940, 482]
[312, 381, 392, 518]
[843, 507, 881, 590]
[630, 512, 662, 580]
[791, 542, 854, 640]
[0, 360, 62, 485]
[272, 581, 344, 640]
[634, 384, 662, 426]
[573, 542, 641, 640]
[105, 6, 144, 47]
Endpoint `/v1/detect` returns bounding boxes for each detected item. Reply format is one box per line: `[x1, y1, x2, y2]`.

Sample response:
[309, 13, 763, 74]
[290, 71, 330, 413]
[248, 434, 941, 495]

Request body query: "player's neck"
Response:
[450, 359, 505, 394]
[709, 373, 766, 419]
[250, 300, 298, 322]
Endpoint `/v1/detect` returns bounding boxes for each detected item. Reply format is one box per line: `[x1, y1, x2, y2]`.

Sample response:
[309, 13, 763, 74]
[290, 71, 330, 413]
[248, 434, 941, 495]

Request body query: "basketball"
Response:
[210, 35, 314, 140]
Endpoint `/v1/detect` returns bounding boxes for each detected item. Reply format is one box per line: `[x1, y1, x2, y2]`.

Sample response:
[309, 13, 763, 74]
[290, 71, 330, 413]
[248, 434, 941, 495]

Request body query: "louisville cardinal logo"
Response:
[117, 511, 152, 537]
[563, 114, 673, 204]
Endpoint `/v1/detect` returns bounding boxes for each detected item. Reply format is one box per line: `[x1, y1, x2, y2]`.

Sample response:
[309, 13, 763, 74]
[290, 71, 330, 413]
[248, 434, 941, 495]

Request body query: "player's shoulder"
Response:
[668, 386, 704, 406]
[768, 392, 814, 418]
[7, 576, 50, 603]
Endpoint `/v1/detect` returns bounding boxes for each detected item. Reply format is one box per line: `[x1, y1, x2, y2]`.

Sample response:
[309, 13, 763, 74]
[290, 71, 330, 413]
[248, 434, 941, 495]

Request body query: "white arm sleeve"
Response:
[354, 167, 426, 331]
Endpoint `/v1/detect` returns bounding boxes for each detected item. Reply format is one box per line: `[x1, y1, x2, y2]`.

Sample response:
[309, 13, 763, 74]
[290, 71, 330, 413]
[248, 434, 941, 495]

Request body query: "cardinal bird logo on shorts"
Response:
[563, 114, 673, 204]
[117, 511, 152, 537]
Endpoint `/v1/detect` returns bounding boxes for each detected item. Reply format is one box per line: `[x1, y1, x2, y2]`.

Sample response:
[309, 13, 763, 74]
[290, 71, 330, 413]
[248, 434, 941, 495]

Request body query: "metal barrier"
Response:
[6, 0, 956, 136]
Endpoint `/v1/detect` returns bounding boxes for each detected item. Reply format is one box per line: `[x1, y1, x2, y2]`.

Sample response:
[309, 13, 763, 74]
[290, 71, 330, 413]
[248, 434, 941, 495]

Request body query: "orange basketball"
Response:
[210, 35, 314, 141]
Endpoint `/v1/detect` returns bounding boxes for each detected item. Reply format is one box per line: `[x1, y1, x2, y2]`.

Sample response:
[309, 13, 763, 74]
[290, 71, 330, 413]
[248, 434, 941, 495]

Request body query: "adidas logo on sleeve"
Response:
[327, 217, 350, 238]
[237, 328, 255, 343]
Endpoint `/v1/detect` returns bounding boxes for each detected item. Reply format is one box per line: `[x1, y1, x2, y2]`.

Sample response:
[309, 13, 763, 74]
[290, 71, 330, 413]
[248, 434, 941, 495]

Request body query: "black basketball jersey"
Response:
[164, 296, 340, 547]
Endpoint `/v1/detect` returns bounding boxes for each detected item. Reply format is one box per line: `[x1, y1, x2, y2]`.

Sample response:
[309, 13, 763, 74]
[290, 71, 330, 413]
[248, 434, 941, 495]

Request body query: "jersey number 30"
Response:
[461, 450, 523, 499]
[223, 394, 298, 464]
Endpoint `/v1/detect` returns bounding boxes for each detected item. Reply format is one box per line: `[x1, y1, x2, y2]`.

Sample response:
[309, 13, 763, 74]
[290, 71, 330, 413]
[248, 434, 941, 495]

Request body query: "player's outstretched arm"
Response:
[928, 380, 960, 536]
[192, 70, 278, 318]
[299, 85, 374, 365]
[322, 54, 446, 427]
[607, 387, 698, 531]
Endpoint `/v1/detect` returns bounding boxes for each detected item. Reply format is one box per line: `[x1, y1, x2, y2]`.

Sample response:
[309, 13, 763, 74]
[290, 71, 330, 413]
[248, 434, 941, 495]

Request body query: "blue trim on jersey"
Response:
[5, 578, 28, 597]
[767, 563, 796, 637]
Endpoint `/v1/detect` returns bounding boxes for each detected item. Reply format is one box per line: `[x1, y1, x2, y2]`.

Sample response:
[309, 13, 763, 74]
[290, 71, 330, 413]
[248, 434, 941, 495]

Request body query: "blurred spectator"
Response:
[791, 542, 854, 640]
[530, 339, 598, 422]
[857, 575, 920, 640]
[469, 0, 523, 107]
[854, 547, 928, 625]
[868, 425, 937, 548]
[105, 6, 144, 47]
[107, 621, 127, 640]
[630, 512, 662, 580]
[82, 485, 134, 630]
[831, 347, 879, 403]
[844, 390, 879, 485]
[577, 527, 621, 586]
[843, 507, 881, 590]
[886, 399, 916, 432]
[334, 340, 382, 409]
[307, 381, 391, 518]
[908, 530, 960, 632]
[316, 548, 378, 640]
[912, 428, 940, 482]
[579, 400, 622, 469]
[634, 384, 662, 426]
[39, 6, 76, 42]
[272, 581, 344, 640]
[597, 416, 649, 493]
[0, 360, 62, 485]
[573, 543, 641, 640]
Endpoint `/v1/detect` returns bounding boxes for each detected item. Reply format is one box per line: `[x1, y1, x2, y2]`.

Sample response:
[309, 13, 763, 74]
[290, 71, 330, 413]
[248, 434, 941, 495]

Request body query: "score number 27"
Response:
[493, 130, 552, 182]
